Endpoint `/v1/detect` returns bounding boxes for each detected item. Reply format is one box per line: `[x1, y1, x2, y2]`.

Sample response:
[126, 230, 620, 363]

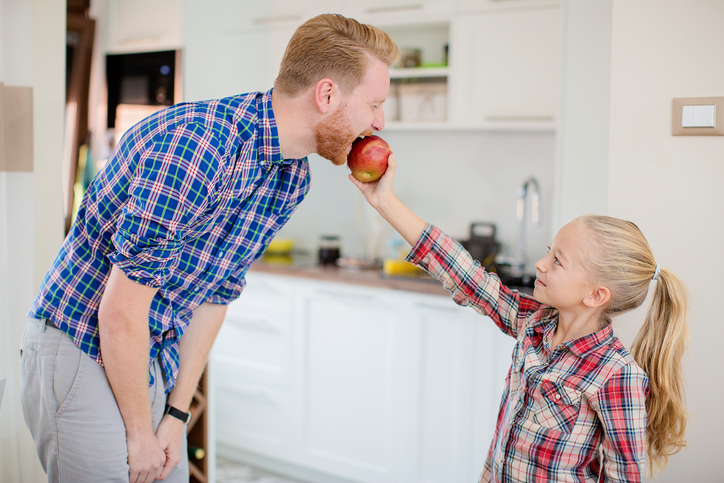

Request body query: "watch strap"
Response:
[164, 404, 190, 423]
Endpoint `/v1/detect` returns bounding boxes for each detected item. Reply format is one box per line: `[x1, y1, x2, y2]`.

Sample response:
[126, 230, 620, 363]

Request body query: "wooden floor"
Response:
[216, 458, 304, 483]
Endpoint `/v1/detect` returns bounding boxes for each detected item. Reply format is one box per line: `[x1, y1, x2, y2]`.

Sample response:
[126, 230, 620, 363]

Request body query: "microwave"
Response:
[106, 50, 182, 140]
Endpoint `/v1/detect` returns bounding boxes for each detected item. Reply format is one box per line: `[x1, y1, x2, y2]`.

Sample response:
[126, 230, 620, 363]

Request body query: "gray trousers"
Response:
[19, 317, 189, 482]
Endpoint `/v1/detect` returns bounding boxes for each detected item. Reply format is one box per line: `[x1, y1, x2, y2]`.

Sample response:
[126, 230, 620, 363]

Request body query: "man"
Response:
[20, 13, 399, 483]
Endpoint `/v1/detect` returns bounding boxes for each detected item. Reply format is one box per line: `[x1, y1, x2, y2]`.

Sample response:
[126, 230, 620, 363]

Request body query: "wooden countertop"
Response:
[249, 260, 452, 297]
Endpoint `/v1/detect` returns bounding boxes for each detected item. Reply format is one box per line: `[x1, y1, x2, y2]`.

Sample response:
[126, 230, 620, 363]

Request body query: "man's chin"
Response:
[318, 151, 348, 166]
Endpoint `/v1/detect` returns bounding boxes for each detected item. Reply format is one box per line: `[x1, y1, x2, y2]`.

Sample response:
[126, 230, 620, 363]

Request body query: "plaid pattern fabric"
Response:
[29, 89, 310, 392]
[406, 224, 650, 482]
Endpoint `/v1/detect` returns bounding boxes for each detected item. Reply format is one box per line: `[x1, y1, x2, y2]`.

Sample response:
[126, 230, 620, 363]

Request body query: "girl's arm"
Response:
[349, 155, 543, 338]
[348, 154, 426, 247]
[590, 363, 649, 481]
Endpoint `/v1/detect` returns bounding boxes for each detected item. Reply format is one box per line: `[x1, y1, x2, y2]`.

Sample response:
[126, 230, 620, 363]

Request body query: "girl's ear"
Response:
[583, 286, 611, 308]
[313, 78, 337, 114]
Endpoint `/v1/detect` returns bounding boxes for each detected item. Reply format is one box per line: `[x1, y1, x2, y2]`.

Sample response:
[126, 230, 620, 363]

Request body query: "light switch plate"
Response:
[672, 97, 724, 135]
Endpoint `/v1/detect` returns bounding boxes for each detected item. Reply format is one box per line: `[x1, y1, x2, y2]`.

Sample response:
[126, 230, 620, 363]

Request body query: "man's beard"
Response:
[314, 102, 359, 166]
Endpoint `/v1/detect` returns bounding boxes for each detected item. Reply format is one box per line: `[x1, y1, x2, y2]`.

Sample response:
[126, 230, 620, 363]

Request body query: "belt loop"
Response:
[39, 318, 47, 333]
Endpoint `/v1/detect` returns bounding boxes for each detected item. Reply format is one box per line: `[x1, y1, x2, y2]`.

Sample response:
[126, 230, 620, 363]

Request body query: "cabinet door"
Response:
[184, 0, 340, 36]
[107, 0, 182, 53]
[215, 379, 294, 460]
[293, 283, 409, 483]
[405, 297, 477, 483]
[451, 7, 562, 128]
[183, 25, 296, 101]
[457, 0, 560, 13]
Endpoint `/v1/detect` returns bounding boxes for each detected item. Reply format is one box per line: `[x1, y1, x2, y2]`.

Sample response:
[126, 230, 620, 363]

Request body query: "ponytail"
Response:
[575, 215, 690, 476]
[630, 267, 689, 475]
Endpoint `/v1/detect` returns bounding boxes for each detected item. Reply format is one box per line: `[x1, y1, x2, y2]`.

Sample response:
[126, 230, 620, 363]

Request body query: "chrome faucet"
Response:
[514, 177, 540, 274]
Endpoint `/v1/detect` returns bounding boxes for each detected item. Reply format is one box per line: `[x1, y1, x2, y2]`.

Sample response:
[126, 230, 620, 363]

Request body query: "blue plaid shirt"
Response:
[29, 89, 310, 392]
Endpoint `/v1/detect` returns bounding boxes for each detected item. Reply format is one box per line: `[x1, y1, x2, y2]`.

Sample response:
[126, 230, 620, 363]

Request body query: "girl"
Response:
[350, 155, 689, 482]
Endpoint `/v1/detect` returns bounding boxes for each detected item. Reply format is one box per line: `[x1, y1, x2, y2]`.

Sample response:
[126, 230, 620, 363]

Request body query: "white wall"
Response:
[608, 1, 724, 480]
[278, 130, 555, 270]
[553, 0, 611, 231]
[561, 0, 724, 480]
[0, 0, 64, 481]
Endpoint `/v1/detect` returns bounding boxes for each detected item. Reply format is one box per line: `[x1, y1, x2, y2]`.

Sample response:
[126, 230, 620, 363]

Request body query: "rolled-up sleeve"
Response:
[109, 123, 222, 287]
[590, 363, 650, 482]
[205, 270, 247, 305]
[405, 223, 543, 338]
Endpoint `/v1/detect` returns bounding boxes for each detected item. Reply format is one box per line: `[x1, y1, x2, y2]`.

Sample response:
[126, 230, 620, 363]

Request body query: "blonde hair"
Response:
[274, 13, 399, 96]
[576, 215, 689, 476]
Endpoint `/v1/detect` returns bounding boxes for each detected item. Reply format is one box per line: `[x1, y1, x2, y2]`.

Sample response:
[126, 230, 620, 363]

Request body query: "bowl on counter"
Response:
[265, 237, 294, 255]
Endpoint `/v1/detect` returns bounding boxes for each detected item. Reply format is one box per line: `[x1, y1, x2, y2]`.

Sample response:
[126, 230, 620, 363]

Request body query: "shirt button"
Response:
[556, 394, 561, 400]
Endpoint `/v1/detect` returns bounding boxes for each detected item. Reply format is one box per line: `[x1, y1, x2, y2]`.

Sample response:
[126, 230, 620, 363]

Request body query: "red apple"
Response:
[347, 135, 392, 182]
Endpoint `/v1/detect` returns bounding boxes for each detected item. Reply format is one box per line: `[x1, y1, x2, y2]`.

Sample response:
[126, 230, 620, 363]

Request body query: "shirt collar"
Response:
[257, 88, 299, 168]
[556, 323, 616, 357]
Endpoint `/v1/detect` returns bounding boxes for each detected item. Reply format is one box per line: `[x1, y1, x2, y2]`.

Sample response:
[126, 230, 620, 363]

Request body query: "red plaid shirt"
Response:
[406, 225, 649, 482]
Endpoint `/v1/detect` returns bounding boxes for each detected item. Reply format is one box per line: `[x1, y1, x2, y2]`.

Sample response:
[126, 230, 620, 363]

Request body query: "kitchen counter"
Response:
[250, 259, 451, 296]
[249, 257, 534, 297]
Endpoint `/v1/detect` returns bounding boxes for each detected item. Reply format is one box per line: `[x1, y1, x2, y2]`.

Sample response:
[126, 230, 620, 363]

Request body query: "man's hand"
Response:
[155, 415, 187, 480]
[127, 429, 166, 483]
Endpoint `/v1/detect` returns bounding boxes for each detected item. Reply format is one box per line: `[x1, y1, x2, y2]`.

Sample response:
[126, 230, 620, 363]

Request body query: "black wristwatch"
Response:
[164, 404, 190, 423]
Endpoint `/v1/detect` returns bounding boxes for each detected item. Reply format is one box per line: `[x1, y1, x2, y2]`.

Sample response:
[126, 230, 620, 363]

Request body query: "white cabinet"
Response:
[106, 0, 182, 53]
[183, 25, 297, 100]
[292, 283, 409, 482]
[212, 272, 515, 483]
[456, 0, 560, 13]
[181, 1, 562, 131]
[451, 6, 562, 129]
[183, 0, 341, 36]
[213, 274, 296, 460]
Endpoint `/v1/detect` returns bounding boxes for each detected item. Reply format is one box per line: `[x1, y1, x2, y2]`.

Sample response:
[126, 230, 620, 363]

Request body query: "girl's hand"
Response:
[348, 153, 397, 211]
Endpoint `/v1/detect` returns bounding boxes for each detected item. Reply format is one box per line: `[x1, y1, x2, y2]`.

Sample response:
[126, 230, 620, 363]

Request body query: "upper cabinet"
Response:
[451, 5, 562, 130]
[456, 0, 560, 13]
[106, 0, 183, 53]
[184, 0, 340, 37]
[178, 0, 561, 130]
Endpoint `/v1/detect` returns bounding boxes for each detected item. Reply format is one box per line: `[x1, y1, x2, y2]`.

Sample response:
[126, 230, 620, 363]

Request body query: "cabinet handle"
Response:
[248, 281, 284, 297]
[217, 382, 274, 404]
[365, 4, 423, 14]
[414, 302, 461, 313]
[225, 314, 279, 333]
[118, 35, 160, 45]
[253, 14, 302, 25]
[315, 290, 376, 304]
[485, 115, 555, 122]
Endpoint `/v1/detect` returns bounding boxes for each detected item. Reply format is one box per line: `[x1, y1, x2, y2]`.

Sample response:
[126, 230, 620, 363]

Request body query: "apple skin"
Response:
[347, 135, 392, 182]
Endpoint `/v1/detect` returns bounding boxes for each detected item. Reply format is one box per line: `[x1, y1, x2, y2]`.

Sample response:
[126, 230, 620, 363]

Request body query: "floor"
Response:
[216, 457, 305, 483]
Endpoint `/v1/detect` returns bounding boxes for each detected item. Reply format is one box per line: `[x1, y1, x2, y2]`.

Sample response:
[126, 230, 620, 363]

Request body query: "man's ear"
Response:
[313, 78, 337, 114]
[583, 286, 611, 308]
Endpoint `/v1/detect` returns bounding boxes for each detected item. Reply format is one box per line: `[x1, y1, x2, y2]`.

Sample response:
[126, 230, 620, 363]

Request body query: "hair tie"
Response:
[652, 264, 661, 281]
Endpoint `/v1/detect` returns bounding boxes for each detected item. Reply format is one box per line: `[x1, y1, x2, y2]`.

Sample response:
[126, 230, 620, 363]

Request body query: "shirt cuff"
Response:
[109, 231, 182, 288]
[404, 223, 440, 267]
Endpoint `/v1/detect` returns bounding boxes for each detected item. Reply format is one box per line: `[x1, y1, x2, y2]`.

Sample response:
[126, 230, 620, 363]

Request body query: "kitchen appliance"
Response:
[460, 222, 500, 271]
[106, 50, 181, 146]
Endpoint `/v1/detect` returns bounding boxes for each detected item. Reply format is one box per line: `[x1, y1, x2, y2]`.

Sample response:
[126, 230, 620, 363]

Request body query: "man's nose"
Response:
[373, 108, 385, 131]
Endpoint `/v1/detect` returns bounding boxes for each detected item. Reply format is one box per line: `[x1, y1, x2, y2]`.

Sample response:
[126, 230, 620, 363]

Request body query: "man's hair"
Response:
[274, 13, 400, 96]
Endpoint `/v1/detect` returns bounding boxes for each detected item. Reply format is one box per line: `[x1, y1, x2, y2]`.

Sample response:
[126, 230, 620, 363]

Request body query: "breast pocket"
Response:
[532, 379, 581, 433]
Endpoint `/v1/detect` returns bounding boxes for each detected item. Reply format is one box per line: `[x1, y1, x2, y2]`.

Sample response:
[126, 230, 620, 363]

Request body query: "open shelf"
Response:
[187, 367, 209, 483]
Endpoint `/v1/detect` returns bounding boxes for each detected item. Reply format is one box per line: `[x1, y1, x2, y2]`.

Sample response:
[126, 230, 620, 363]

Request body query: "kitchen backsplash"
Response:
[275, 129, 555, 273]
